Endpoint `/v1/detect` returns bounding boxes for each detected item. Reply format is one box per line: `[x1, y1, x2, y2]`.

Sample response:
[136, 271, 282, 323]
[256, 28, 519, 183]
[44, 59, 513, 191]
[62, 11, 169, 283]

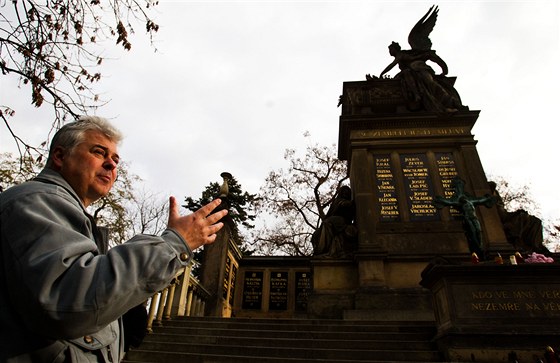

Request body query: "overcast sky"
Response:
[2, 1, 559, 223]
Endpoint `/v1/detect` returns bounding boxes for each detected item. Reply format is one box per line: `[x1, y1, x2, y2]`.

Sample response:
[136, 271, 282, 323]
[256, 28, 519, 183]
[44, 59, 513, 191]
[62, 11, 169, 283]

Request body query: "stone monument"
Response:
[310, 6, 560, 361]
[310, 5, 513, 322]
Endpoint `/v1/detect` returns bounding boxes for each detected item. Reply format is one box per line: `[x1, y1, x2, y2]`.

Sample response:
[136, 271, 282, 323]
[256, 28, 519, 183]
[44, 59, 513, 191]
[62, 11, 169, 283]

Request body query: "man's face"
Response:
[53, 130, 120, 207]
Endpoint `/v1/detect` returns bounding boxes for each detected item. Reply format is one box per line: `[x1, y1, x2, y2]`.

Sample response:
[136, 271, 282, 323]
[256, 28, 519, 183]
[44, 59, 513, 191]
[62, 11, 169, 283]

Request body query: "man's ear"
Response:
[50, 146, 66, 170]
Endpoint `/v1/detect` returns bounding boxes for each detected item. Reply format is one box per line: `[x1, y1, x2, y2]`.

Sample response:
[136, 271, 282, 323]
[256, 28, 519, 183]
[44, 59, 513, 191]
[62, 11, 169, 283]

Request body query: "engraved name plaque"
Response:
[269, 271, 288, 311]
[295, 272, 311, 311]
[242, 271, 263, 310]
[375, 155, 400, 221]
[400, 154, 439, 221]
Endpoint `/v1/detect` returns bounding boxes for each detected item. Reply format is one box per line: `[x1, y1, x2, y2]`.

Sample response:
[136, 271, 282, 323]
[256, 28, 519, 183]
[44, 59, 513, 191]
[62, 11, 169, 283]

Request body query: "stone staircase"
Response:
[123, 316, 446, 363]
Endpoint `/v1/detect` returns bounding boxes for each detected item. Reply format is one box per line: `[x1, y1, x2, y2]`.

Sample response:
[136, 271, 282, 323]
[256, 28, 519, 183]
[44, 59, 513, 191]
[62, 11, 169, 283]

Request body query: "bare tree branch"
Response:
[1, 0, 160, 158]
[253, 135, 348, 256]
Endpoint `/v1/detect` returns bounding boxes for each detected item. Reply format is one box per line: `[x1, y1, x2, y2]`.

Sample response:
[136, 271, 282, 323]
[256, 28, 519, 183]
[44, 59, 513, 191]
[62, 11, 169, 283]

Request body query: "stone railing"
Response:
[146, 262, 210, 332]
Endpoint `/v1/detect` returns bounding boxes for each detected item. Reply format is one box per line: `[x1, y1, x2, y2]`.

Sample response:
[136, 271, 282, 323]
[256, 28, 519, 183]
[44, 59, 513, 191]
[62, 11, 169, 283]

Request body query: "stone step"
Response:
[150, 325, 434, 341]
[125, 345, 442, 362]
[163, 317, 435, 333]
[138, 341, 440, 360]
[170, 316, 436, 327]
[124, 351, 445, 363]
[143, 333, 434, 351]
[124, 317, 444, 363]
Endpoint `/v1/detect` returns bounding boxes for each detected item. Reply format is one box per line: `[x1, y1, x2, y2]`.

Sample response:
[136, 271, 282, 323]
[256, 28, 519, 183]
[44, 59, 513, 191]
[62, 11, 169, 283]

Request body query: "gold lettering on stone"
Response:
[465, 288, 560, 315]
[435, 152, 460, 217]
[375, 155, 399, 221]
[400, 154, 438, 221]
[365, 128, 467, 139]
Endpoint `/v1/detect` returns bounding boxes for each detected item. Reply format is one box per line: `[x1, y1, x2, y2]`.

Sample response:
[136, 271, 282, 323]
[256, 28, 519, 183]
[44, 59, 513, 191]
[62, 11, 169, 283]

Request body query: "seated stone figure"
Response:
[488, 181, 550, 254]
[312, 186, 357, 258]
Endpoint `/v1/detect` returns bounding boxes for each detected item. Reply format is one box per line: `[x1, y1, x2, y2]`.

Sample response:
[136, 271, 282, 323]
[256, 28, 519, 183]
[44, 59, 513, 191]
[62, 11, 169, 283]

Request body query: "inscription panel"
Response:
[295, 272, 311, 311]
[222, 255, 231, 300]
[269, 271, 288, 311]
[229, 264, 237, 306]
[435, 152, 460, 217]
[400, 154, 438, 221]
[374, 155, 400, 221]
[359, 127, 469, 139]
[242, 271, 263, 310]
[451, 284, 560, 319]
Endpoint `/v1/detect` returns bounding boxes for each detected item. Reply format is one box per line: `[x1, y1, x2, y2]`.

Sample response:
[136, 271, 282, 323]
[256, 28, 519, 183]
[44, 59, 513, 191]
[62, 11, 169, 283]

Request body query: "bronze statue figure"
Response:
[434, 177, 495, 260]
[370, 6, 467, 113]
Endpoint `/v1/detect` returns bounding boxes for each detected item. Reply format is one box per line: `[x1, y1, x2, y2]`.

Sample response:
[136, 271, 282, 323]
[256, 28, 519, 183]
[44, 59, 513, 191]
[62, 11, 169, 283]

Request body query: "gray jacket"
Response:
[0, 168, 192, 362]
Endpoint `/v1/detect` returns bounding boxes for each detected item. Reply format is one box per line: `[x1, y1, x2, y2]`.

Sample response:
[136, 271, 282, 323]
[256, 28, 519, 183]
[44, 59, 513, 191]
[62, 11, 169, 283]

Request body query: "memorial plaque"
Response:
[452, 284, 560, 319]
[222, 255, 231, 300]
[422, 264, 560, 362]
[295, 272, 311, 311]
[400, 153, 439, 221]
[242, 271, 263, 310]
[435, 152, 460, 217]
[269, 271, 288, 311]
[421, 264, 560, 328]
[228, 264, 237, 306]
[374, 155, 400, 221]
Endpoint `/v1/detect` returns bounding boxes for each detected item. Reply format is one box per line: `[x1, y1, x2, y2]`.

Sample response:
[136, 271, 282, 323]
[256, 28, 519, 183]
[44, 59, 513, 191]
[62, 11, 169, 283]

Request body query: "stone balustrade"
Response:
[146, 262, 210, 332]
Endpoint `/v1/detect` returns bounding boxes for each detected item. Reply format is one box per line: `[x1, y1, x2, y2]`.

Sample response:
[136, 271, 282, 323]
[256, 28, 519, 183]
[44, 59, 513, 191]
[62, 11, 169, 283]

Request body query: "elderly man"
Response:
[0, 116, 227, 362]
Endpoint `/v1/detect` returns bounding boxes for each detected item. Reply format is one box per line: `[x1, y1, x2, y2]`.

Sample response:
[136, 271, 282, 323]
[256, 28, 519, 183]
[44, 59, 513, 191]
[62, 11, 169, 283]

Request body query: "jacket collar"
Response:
[34, 168, 87, 210]
[34, 168, 108, 252]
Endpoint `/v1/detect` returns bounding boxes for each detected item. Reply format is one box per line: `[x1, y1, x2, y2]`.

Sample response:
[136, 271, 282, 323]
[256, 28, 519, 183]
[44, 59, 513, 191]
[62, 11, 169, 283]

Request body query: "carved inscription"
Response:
[453, 285, 560, 318]
[269, 272, 288, 311]
[242, 271, 263, 310]
[222, 255, 231, 300]
[295, 272, 311, 311]
[435, 153, 460, 217]
[400, 154, 438, 221]
[374, 155, 400, 221]
[360, 128, 468, 138]
[228, 264, 237, 306]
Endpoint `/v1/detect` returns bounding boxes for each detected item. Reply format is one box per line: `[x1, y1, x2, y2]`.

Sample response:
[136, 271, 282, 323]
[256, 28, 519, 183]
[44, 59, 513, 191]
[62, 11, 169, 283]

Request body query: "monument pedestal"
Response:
[338, 80, 510, 262]
[317, 78, 515, 322]
[345, 286, 434, 321]
[308, 258, 357, 319]
[420, 261, 560, 362]
[344, 250, 436, 321]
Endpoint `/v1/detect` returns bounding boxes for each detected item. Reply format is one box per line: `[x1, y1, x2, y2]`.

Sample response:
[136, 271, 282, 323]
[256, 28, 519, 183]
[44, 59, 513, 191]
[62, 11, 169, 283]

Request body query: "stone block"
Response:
[421, 261, 560, 362]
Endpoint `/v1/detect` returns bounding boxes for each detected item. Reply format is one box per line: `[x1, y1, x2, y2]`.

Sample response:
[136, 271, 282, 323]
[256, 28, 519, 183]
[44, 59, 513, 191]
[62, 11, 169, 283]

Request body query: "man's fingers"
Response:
[197, 198, 222, 217]
[206, 209, 228, 224]
[204, 233, 218, 244]
[193, 198, 228, 225]
[208, 222, 224, 234]
[168, 196, 179, 221]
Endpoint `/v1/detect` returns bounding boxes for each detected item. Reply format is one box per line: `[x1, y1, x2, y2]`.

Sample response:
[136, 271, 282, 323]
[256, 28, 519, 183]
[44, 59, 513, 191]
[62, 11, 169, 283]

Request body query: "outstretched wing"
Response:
[408, 5, 439, 51]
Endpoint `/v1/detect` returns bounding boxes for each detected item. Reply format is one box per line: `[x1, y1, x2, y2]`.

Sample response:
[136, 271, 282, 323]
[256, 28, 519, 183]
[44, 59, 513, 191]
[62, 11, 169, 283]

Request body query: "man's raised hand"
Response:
[167, 196, 228, 251]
